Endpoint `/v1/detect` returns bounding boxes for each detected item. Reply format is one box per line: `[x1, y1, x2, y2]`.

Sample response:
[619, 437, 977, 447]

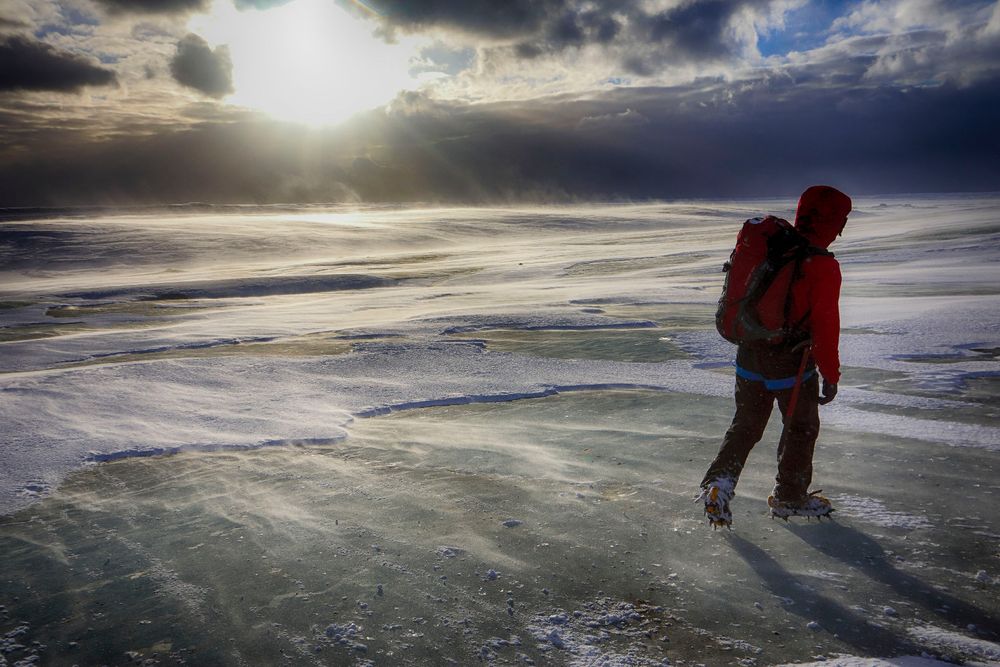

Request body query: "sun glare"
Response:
[190, 0, 425, 126]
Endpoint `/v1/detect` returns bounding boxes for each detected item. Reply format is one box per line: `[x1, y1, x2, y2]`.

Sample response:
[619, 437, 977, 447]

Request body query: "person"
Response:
[699, 185, 852, 528]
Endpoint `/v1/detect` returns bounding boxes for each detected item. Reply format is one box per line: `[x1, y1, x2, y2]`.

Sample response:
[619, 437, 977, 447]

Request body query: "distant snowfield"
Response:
[1, 197, 998, 665]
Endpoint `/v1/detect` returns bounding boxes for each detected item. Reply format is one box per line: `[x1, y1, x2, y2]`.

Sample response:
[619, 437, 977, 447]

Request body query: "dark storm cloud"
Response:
[576, 107, 648, 130]
[526, 8, 622, 53]
[169, 34, 233, 98]
[375, 0, 767, 68]
[581, 11, 621, 44]
[548, 12, 586, 47]
[0, 35, 117, 93]
[350, 78, 1000, 201]
[2, 69, 999, 206]
[0, 117, 358, 206]
[645, 0, 748, 59]
[615, 0, 776, 74]
[371, 0, 568, 38]
[92, 0, 209, 15]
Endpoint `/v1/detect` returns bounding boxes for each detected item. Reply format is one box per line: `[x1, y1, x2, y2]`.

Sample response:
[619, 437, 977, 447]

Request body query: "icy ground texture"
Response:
[0, 197, 998, 665]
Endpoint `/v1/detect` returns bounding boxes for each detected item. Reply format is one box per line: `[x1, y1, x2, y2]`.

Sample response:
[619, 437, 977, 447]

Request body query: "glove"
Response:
[818, 380, 838, 405]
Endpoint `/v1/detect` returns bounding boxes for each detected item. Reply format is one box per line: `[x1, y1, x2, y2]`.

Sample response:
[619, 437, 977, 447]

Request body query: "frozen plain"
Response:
[0, 197, 998, 666]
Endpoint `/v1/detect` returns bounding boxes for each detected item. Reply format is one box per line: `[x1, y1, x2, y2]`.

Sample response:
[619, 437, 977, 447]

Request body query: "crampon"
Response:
[697, 477, 736, 529]
[767, 490, 834, 521]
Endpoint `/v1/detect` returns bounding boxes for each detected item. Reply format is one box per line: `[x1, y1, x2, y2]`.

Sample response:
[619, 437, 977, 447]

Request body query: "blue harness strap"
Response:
[735, 364, 816, 391]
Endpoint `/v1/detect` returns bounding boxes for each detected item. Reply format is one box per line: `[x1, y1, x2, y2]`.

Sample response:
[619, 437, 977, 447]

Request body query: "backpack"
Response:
[715, 215, 831, 345]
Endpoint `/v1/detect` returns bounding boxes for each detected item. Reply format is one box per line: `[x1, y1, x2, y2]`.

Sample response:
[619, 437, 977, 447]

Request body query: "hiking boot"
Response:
[697, 476, 736, 529]
[767, 490, 834, 520]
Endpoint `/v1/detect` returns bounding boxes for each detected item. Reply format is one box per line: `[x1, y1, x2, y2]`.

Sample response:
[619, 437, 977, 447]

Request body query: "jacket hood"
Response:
[794, 185, 852, 249]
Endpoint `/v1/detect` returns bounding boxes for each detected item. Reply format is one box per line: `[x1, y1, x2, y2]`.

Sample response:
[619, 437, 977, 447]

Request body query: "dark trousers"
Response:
[701, 374, 821, 501]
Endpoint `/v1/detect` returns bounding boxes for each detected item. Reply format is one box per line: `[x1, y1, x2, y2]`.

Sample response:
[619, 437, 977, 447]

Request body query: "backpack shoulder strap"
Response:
[783, 247, 835, 335]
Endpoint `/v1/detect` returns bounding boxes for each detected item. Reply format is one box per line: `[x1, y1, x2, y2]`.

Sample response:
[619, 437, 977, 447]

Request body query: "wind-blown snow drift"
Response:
[1, 198, 998, 516]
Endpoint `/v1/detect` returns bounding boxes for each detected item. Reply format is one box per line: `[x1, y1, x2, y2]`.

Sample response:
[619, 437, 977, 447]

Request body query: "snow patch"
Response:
[908, 624, 1000, 663]
[773, 655, 962, 666]
[833, 495, 933, 529]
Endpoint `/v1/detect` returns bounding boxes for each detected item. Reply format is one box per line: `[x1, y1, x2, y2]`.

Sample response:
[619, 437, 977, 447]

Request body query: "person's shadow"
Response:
[725, 532, 924, 657]
[782, 521, 1000, 637]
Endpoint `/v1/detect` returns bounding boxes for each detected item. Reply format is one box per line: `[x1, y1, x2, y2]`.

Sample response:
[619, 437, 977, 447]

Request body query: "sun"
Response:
[190, 0, 425, 126]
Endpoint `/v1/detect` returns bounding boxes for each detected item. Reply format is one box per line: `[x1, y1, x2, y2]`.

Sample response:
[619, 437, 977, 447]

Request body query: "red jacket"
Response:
[792, 185, 851, 384]
[788, 254, 842, 383]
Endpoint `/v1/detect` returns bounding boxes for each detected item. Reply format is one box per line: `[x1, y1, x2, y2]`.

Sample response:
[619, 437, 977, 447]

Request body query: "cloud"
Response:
[0, 17, 30, 31]
[371, 0, 567, 39]
[813, 3, 1000, 88]
[0, 117, 361, 206]
[372, 0, 766, 59]
[0, 35, 118, 93]
[378, 0, 780, 70]
[399, 0, 993, 100]
[1, 0, 997, 206]
[403, 0, 801, 102]
[92, 0, 209, 15]
[987, 1, 1000, 36]
[234, 0, 296, 9]
[576, 107, 648, 130]
[2, 67, 998, 207]
[169, 33, 233, 98]
[832, 0, 988, 38]
[646, 0, 743, 59]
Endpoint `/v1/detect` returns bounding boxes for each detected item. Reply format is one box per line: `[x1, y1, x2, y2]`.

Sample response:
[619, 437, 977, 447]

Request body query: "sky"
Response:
[0, 0, 998, 206]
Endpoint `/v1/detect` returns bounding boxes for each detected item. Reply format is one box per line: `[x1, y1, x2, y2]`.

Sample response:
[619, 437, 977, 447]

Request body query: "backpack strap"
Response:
[783, 246, 834, 336]
[782, 255, 805, 335]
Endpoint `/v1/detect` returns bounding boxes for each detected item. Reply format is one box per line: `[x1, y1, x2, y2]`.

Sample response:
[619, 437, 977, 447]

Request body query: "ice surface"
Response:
[833, 496, 933, 530]
[774, 656, 962, 666]
[1, 197, 999, 665]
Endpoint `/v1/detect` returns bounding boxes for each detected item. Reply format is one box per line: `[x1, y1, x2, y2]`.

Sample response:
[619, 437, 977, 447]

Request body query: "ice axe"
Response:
[784, 339, 813, 425]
